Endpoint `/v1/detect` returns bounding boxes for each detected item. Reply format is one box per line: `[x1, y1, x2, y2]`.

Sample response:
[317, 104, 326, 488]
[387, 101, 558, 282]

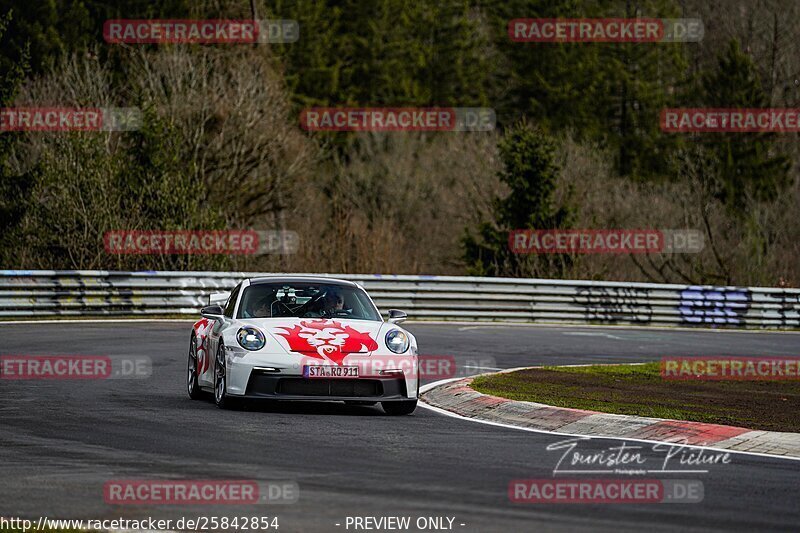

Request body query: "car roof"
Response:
[247, 276, 359, 288]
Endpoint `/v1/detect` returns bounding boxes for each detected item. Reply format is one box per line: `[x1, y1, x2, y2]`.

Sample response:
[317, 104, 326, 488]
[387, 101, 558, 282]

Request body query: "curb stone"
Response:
[421, 377, 800, 458]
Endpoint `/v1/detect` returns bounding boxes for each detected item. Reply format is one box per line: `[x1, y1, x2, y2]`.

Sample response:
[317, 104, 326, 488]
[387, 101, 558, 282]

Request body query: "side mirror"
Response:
[387, 309, 408, 324]
[201, 305, 225, 320]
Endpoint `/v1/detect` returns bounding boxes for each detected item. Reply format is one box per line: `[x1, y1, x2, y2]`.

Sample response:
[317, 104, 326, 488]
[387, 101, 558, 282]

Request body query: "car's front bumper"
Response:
[224, 349, 419, 400]
[242, 371, 410, 401]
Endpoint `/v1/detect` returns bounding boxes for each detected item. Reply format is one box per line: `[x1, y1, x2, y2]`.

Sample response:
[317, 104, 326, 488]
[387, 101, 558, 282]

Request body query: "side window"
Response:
[224, 284, 241, 318]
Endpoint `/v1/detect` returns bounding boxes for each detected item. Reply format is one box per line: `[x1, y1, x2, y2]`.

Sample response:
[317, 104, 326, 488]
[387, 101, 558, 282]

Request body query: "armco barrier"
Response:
[0, 270, 798, 329]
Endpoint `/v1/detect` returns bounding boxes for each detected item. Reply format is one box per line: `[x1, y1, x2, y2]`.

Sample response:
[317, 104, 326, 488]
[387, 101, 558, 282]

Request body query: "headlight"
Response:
[237, 326, 266, 351]
[385, 330, 409, 354]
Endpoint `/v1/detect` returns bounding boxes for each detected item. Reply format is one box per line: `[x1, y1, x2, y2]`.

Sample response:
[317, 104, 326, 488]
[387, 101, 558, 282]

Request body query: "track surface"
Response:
[1, 322, 800, 532]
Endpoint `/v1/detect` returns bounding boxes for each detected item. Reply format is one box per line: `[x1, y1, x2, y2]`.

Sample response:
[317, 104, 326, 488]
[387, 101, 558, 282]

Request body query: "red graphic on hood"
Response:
[274, 319, 379, 365]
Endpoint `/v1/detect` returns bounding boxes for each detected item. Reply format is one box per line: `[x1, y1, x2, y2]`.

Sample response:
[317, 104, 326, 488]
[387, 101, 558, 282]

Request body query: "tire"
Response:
[187, 335, 203, 400]
[214, 342, 241, 410]
[382, 400, 417, 416]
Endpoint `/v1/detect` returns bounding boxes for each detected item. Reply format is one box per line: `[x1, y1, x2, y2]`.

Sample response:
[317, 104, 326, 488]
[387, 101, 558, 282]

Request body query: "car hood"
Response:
[242, 317, 387, 357]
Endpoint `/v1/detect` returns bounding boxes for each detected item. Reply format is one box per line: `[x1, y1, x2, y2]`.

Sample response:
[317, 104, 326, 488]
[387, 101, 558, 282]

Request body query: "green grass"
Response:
[470, 363, 800, 431]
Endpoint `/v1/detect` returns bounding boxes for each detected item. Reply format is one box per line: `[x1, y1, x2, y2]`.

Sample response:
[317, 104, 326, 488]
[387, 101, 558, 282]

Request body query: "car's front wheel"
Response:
[187, 335, 203, 400]
[214, 342, 240, 410]
[382, 400, 417, 416]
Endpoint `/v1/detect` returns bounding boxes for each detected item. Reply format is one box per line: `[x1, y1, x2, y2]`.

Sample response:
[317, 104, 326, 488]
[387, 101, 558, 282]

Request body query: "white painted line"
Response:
[0, 319, 195, 325]
[0, 318, 798, 336]
[410, 320, 800, 335]
[553, 470, 709, 474]
[563, 332, 625, 340]
[535, 362, 649, 369]
[420, 378, 462, 393]
[419, 377, 800, 463]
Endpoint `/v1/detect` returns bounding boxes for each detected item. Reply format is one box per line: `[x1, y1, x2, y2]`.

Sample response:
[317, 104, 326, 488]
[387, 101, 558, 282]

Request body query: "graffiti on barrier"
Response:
[679, 286, 750, 326]
[573, 287, 653, 323]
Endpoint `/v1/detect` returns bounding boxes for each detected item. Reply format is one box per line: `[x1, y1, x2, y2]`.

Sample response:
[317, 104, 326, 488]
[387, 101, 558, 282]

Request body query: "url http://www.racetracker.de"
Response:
[0, 515, 281, 532]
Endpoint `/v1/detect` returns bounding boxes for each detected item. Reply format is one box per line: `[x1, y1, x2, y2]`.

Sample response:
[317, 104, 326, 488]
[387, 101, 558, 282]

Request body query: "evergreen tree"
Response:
[0, 9, 30, 267]
[463, 121, 573, 276]
[701, 40, 791, 212]
[269, 0, 494, 107]
[0, 0, 194, 74]
[485, 0, 687, 179]
[597, 0, 688, 179]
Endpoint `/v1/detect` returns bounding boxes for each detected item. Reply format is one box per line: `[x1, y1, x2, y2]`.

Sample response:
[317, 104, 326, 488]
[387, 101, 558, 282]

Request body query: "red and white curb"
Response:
[421, 376, 800, 459]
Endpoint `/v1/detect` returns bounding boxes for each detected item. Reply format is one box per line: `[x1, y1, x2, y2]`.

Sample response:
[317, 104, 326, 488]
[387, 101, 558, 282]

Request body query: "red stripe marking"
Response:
[474, 395, 511, 407]
[629, 420, 749, 444]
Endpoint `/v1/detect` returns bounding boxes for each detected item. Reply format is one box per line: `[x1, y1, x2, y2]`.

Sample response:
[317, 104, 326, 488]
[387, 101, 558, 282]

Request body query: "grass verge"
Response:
[470, 363, 800, 432]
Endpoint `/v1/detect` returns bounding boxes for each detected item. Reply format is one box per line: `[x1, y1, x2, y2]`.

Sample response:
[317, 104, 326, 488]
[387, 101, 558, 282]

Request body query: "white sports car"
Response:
[186, 276, 419, 415]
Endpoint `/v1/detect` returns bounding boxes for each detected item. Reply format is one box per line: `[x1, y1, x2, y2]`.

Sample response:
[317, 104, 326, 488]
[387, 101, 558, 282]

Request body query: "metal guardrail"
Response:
[0, 270, 799, 329]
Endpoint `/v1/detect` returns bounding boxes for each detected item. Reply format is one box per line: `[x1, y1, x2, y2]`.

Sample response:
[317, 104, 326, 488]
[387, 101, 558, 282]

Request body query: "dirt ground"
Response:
[470, 363, 800, 432]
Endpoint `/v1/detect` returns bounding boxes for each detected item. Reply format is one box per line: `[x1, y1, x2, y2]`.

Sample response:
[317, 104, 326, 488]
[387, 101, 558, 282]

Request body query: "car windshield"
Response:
[237, 282, 382, 321]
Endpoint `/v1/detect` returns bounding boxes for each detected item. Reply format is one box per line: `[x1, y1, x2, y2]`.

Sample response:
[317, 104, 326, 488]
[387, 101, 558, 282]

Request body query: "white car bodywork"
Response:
[187, 276, 419, 412]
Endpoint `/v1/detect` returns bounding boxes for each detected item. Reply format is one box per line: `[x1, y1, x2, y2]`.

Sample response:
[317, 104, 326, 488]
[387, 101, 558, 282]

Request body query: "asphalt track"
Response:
[2, 322, 800, 532]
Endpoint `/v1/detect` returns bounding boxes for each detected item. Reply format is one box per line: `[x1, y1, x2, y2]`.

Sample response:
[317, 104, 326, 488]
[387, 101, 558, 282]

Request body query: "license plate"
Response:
[303, 365, 359, 378]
